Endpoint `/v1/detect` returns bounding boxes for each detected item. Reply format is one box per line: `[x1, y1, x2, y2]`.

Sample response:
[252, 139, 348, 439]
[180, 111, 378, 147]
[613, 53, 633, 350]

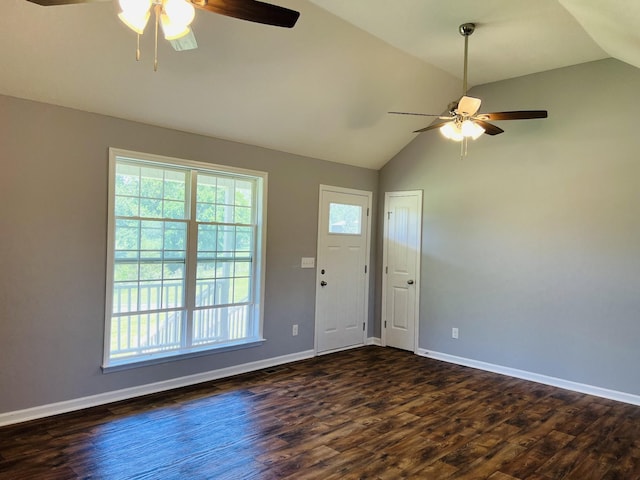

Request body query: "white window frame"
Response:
[103, 148, 267, 371]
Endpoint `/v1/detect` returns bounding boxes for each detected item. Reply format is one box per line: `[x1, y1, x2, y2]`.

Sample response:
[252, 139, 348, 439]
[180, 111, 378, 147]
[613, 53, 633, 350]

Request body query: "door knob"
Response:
[407, 280, 414, 285]
[320, 281, 327, 286]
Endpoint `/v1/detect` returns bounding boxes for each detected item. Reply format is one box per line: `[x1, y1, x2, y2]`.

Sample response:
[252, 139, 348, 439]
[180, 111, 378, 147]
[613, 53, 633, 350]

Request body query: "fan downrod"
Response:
[459, 23, 475, 37]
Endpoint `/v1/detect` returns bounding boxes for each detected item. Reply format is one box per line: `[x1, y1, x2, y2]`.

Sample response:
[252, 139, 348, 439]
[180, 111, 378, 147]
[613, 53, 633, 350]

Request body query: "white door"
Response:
[382, 191, 422, 352]
[315, 185, 372, 354]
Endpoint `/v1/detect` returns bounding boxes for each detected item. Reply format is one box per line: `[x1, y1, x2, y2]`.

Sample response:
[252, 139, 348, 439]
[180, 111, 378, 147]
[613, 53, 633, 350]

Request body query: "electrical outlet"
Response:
[292, 324, 299, 336]
[452, 327, 459, 339]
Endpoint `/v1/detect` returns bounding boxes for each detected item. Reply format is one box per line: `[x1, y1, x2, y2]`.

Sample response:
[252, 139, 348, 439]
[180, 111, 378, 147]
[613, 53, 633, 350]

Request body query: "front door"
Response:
[382, 190, 422, 352]
[315, 185, 372, 354]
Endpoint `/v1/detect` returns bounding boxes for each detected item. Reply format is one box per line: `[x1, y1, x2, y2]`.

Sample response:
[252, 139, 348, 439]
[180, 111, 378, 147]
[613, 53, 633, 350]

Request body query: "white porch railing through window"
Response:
[110, 281, 249, 359]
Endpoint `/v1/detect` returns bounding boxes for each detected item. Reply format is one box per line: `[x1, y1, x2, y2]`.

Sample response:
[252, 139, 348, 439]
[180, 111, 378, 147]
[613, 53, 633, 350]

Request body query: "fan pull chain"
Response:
[460, 137, 468, 159]
[136, 34, 141, 61]
[154, 3, 161, 72]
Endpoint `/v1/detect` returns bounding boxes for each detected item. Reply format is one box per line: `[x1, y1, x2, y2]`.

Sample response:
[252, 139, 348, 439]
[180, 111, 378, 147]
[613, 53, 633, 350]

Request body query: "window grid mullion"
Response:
[184, 170, 199, 349]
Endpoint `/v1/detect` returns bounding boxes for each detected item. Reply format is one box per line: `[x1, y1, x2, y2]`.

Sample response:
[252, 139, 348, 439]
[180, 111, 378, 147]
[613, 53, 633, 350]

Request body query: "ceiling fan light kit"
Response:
[26, 0, 300, 70]
[116, 0, 197, 38]
[117, 0, 197, 70]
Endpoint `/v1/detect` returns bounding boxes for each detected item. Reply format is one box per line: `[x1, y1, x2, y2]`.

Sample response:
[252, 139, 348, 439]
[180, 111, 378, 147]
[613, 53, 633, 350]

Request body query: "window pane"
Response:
[140, 198, 162, 218]
[236, 227, 253, 252]
[235, 181, 253, 207]
[217, 226, 235, 252]
[214, 277, 232, 305]
[163, 200, 185, 220]
[192, 306, 250, 345]
[164, 170, 186, 201]
[115, 196, 139, 217]
[114, 263, 138, 282]
[234, 207, 252, 224]
[140, 263, 162, 281]
[162, 281, 184, 309]
[140, 167, 164, 199]
[216, 205, 234, 223]
[198, 224, 217, 252]
[138, 281, 162, 310]
[196, 203, 215, 223]
[115, 219, 140, 251]
[110, 311, 184, 359]
[140, 221, 164, 250]
[234, 277, 251, 303]
[329, 202, 362, 235]
[195, 280, 216, 308]
[196, 175, 217, 203]
[197, 261, 216, 280]
[115, 164, 140, 197]
[164, 223, 186, 251]
[216, 177, 234, 205]
[113, 282, 138, 314]
[234, 261, 251, 277]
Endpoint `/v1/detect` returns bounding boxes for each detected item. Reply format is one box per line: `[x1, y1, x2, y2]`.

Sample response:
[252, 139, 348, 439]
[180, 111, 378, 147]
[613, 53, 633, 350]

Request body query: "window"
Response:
[104, 149, 266, 369]
[328, 202, 362, 235]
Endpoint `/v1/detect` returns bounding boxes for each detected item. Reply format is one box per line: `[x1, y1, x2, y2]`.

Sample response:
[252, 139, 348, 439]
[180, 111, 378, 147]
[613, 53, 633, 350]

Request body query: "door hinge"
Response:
[384, 320, 387, 328]
[385, 266, 388, 274]
[364, 265, 367, 274]
[387, 211, 392, 219]
[367, 207, 369, 216]
[363, 322, 366, 331]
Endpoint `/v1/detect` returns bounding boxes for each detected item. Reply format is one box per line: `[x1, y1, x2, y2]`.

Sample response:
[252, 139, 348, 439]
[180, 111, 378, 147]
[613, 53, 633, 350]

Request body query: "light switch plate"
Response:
[301, 257, 315, 269]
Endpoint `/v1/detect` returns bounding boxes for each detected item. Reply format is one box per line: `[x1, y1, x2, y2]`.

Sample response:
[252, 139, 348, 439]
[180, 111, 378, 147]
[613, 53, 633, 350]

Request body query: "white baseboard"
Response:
[0, 349, 315, 427]
[419, 349, 640, 407]
[8, 346, 635, 428]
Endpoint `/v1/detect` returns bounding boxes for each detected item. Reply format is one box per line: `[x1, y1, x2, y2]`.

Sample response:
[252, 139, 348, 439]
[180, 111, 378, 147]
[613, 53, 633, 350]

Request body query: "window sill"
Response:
[102, 337, 266, 373]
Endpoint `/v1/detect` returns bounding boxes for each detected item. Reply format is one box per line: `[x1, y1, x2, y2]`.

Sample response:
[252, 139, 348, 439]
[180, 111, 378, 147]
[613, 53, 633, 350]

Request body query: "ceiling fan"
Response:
[390, 23, 547, 152]
[26, 0, 300, 70]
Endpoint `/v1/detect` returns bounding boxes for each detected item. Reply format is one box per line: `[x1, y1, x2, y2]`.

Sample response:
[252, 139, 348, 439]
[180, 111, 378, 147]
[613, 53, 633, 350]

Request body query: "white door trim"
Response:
[314, 184, 373, 355]
[381, 190, 422, 353]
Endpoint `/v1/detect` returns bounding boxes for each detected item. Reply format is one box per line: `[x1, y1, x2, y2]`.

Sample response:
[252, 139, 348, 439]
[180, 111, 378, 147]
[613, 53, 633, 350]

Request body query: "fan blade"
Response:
[413, 120, 450, 134]
[389, 111, 452, 119]
[477, 110, 548, 121]
[474, 120, 504, 136]
[455, 96, 481, 116]
[191, 0, 300, 28]
[26, 0, 106, 4]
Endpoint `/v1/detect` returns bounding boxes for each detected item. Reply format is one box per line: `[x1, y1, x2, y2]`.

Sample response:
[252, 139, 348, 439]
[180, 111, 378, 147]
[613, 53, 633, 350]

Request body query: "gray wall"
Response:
[378, 58, 640, 395]
[0, 95, 378, 413]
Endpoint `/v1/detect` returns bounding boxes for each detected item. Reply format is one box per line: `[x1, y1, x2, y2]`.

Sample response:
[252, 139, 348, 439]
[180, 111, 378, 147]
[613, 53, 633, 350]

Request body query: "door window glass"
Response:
[328, 202, 362, 235]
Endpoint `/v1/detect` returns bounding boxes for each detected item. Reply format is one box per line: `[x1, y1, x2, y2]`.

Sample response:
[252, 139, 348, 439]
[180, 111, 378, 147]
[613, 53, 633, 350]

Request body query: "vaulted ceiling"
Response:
[1, 1, 638, 169]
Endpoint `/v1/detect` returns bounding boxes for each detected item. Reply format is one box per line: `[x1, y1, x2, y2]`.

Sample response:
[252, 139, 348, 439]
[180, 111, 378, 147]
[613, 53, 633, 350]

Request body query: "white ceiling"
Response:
[1, 1, 637, 169]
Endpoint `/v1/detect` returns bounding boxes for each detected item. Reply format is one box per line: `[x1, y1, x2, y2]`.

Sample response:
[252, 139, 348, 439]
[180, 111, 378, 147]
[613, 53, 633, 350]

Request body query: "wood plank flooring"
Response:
[1, 346, 639, 479]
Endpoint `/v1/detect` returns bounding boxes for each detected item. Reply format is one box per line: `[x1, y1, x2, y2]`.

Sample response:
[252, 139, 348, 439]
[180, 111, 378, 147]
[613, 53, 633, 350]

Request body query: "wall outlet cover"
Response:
[301, 257, 315, 269]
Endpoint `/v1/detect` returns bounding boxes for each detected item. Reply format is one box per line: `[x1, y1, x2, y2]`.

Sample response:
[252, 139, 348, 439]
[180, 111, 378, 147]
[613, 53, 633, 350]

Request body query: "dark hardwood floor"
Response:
[1, 346, 639, 479]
